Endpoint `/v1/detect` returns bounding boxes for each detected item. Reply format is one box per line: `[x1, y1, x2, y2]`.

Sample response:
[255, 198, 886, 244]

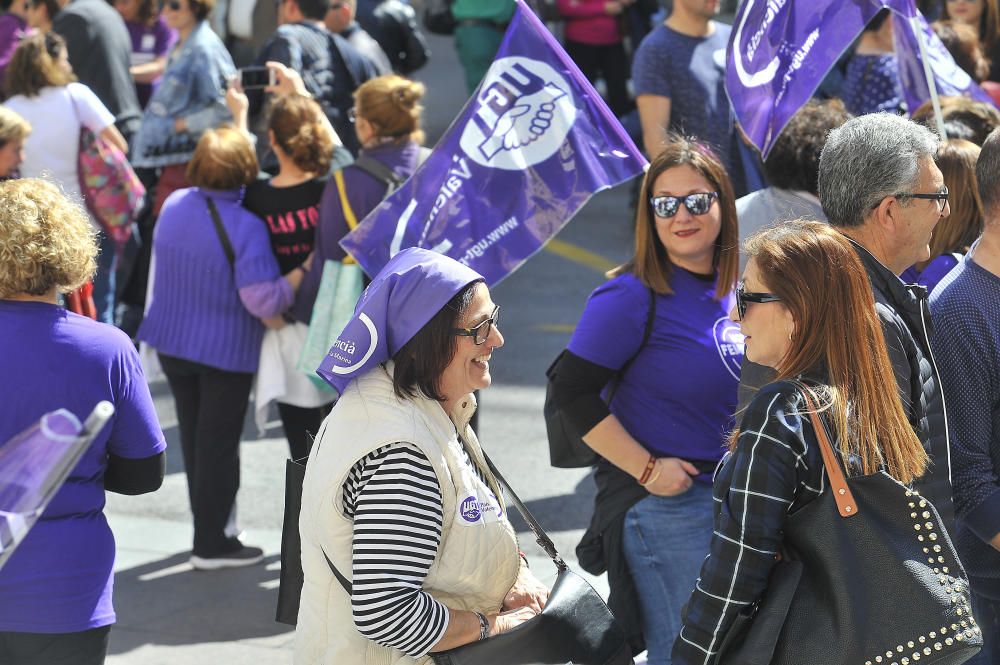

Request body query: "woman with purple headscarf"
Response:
[295, 248, 548, 663]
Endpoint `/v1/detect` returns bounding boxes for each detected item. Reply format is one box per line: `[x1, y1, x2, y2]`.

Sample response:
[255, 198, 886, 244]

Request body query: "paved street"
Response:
[103, 30, 641, 664]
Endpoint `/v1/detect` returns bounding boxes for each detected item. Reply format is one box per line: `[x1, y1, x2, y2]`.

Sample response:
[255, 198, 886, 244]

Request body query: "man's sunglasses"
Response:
[736, 281, 781, 320]
[451, 305, 500, 345]
[649, 192, 718, 219]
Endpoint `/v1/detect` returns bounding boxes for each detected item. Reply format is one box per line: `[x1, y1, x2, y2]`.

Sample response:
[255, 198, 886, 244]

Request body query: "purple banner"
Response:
[728, 0, 917, 157]
[894, 12, 996, 114]
[340, 0, 646, 286]
[0, 410, 84, 570]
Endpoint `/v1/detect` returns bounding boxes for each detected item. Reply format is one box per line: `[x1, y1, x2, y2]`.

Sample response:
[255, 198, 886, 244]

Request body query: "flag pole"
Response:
[910, 15, 947, 139]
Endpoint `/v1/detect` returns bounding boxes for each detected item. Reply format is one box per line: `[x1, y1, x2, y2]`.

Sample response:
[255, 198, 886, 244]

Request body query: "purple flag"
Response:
[0, 404, 112, 571]
[339, 0, 646, 286]
[728, 0, 917, 156]
[893, 12, 996, 114]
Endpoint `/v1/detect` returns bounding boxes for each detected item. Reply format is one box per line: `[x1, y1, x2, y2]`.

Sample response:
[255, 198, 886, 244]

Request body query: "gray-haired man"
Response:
[819, 112, 955, 532]
[739, 113, 956, 534]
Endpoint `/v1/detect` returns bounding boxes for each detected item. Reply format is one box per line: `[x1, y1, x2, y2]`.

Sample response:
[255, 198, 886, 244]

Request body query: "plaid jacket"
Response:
[672, 381, 828, 665]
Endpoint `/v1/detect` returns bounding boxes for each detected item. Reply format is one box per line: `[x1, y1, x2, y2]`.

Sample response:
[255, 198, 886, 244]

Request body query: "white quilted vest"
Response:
[294, 363, 520, 664]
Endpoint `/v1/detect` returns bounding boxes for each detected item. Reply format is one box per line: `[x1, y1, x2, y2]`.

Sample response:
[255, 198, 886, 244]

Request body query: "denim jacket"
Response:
[131, 20, 236, 168]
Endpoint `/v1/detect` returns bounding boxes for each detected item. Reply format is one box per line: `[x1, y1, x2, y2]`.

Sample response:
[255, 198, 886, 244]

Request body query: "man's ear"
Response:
[869, 194, 901, 236]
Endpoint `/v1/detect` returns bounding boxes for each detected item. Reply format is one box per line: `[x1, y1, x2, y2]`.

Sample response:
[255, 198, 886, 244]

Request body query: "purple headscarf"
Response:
[316, 248, 484, 395]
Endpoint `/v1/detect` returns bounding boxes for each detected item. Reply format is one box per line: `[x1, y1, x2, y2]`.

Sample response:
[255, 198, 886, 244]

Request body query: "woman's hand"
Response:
[502, 565, 549, 613]
[489, 605, 538, 636]
[644, 458, 699, 497]
[226, 79, 250, 132]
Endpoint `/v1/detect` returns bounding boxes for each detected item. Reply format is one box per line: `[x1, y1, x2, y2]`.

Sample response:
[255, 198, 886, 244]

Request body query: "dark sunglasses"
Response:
[451, 305, 500, 345]
[736, 281, 781, 320]
[649, 192, 718, 219]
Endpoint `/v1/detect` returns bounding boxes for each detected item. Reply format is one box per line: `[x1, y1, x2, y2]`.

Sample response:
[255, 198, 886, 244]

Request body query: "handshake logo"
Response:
[460, 57, 578, 171]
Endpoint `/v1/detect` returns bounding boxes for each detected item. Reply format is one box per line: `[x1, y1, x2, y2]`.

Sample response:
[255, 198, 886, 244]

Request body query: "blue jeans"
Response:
[91, 231, 118, 325]
[966, 592, 1000, 665]
[622, 482, 714, 665]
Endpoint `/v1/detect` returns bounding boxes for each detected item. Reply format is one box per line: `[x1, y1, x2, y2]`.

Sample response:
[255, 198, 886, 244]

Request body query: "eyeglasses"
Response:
[649, 192, 718, 219]
[452, 305, 500, 345]
[894, 187, 949, 213]
[347, 107, 357, 123]
[735, 281, 781, 321]
[163, 0, 182, 10]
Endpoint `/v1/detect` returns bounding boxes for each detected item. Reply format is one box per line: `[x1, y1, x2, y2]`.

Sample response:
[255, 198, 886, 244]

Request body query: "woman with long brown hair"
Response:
[548, 137, 741, 663]
[942, 0, 1000, 81]
[903, 139, 984, 291]
[672, 220, 929, 664]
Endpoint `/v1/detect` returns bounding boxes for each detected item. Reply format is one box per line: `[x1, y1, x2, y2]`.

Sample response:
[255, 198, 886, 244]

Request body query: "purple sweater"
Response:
[138, 187, 290, 372]
[292, 140, 423, 323]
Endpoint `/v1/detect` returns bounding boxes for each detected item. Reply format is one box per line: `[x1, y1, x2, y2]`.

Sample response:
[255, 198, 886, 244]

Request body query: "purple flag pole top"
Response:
[0, 410, 83, 570]
[727, 0, 918, 157]
[893, 11, 997, 116]
[339, 0, 646, 286]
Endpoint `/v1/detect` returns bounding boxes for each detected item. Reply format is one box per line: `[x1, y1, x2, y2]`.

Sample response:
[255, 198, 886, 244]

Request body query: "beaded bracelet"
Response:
[637, 454, 657, 485]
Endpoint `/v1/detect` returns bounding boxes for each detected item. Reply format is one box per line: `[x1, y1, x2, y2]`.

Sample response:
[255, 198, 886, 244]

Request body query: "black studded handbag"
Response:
[717, 385, 983, 665]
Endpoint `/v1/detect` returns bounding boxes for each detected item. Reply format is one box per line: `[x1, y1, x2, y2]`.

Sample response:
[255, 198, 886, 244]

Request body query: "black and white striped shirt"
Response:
[342, 441, 488, 657]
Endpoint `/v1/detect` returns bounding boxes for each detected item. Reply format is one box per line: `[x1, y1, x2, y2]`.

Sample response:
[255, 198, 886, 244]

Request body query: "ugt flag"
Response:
[340, 0, 646, 286]
[894, 12, 996, 114]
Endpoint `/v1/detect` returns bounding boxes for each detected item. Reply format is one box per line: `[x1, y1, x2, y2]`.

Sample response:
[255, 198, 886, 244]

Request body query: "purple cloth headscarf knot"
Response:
[316, 248, 484, 395]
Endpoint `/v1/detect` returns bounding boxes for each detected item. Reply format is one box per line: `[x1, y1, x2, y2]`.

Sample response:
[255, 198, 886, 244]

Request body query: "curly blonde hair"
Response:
[0, 178, 97, 298]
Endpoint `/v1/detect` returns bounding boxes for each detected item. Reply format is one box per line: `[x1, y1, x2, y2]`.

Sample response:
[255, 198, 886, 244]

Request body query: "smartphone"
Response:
[239, 66, 275, 90]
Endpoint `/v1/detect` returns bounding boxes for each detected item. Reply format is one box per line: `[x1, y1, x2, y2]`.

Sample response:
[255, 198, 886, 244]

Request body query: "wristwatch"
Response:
[474, 611, 490, 641]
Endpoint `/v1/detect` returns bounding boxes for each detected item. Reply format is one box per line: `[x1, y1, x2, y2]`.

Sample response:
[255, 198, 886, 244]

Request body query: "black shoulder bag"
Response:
[717, 383, 982, 665]
[543, 287, 656, 468]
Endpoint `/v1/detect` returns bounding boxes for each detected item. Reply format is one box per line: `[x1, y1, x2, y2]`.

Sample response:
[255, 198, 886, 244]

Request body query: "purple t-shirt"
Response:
[0, 300, 165, 633]
[126, 17, 176, 108]
[567, 270, 742, 464]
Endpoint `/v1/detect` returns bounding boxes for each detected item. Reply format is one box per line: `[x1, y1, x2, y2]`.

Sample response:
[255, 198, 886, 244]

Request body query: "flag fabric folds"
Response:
[339, 0, 646, 287]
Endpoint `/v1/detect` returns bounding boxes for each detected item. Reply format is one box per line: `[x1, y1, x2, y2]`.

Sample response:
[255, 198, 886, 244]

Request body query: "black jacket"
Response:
[357, 0, 430, 74]
[850, 240, 957, 538]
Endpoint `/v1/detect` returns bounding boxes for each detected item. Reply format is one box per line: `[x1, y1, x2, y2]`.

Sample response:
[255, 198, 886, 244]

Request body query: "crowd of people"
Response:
[2, 0, 1000, 664]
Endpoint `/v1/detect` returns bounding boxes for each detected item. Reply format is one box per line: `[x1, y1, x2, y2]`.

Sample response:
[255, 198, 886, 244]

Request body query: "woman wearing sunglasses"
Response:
[548, 138, 741, 664]
[296, 248, 548, 661]
[671, 220, 930, 664]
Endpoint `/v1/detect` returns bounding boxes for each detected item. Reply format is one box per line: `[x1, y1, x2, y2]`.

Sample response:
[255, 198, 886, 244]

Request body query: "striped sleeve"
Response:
[343, 443, 450, 657]
[673, 386, 822, 665]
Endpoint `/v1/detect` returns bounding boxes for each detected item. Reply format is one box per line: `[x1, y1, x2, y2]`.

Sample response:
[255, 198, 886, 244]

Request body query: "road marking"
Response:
[543, 238, 617, 273]
[536, 324, 576, 333]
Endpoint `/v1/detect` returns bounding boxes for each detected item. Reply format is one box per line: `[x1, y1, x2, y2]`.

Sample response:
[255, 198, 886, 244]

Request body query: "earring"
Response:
[788, 332, 794, 341]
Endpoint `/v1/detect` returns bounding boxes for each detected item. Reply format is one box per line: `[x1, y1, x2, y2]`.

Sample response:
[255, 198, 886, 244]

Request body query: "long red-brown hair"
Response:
[735, 220, 927, 484]
[609, 136, 739, 300]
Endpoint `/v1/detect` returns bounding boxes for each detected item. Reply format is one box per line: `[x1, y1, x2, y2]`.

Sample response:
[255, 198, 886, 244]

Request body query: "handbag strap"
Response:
[480, 449, 567, 572]
[205, 196, 236, 271]
[606, 287, 656, 405]
[796, 384, 859, 518]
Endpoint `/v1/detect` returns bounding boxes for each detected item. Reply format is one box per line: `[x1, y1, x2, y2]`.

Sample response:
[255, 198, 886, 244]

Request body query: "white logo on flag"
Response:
[459, 56, 577, 171]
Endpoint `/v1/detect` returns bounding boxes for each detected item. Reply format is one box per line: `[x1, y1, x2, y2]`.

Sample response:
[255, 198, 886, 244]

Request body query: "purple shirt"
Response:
[125, 17, 176, 108]
[138, 187, 289, 373]
[0, 300, 165, 632]
[0, 13, 26, 83]
[567, 270, 742, 464]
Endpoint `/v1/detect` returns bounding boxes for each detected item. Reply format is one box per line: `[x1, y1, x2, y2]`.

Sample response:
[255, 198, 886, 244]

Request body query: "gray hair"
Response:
[818, 113, 939, 228]
[977, 128, 1000, 217]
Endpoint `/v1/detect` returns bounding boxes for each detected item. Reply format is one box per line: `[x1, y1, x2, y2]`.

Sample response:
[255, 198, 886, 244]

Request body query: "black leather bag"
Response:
[718, 385, 982, 665]
[430, 453, 633, 665]
[423, 0, 456, 35]
[275, 456, 308, 625]
[543, 288, 655, 468]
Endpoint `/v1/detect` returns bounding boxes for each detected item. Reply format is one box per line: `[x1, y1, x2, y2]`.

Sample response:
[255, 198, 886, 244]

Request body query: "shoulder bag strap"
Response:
[353, 153, 405, 190]
[333, 169, 360, 230]
[796, 384, 858, 518]
[325, 551, 352, 594]
[606, 286, 657, 405]
[205, 196, 236, 271]
[480, 449, 567, 572]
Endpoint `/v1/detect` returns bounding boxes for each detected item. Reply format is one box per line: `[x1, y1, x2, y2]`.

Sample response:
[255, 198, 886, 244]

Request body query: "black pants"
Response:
[159, 353, 254, 557]
[277, 402, 329, 461]
[564, 40, 632, 118]
[0, 625, 111, 665]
